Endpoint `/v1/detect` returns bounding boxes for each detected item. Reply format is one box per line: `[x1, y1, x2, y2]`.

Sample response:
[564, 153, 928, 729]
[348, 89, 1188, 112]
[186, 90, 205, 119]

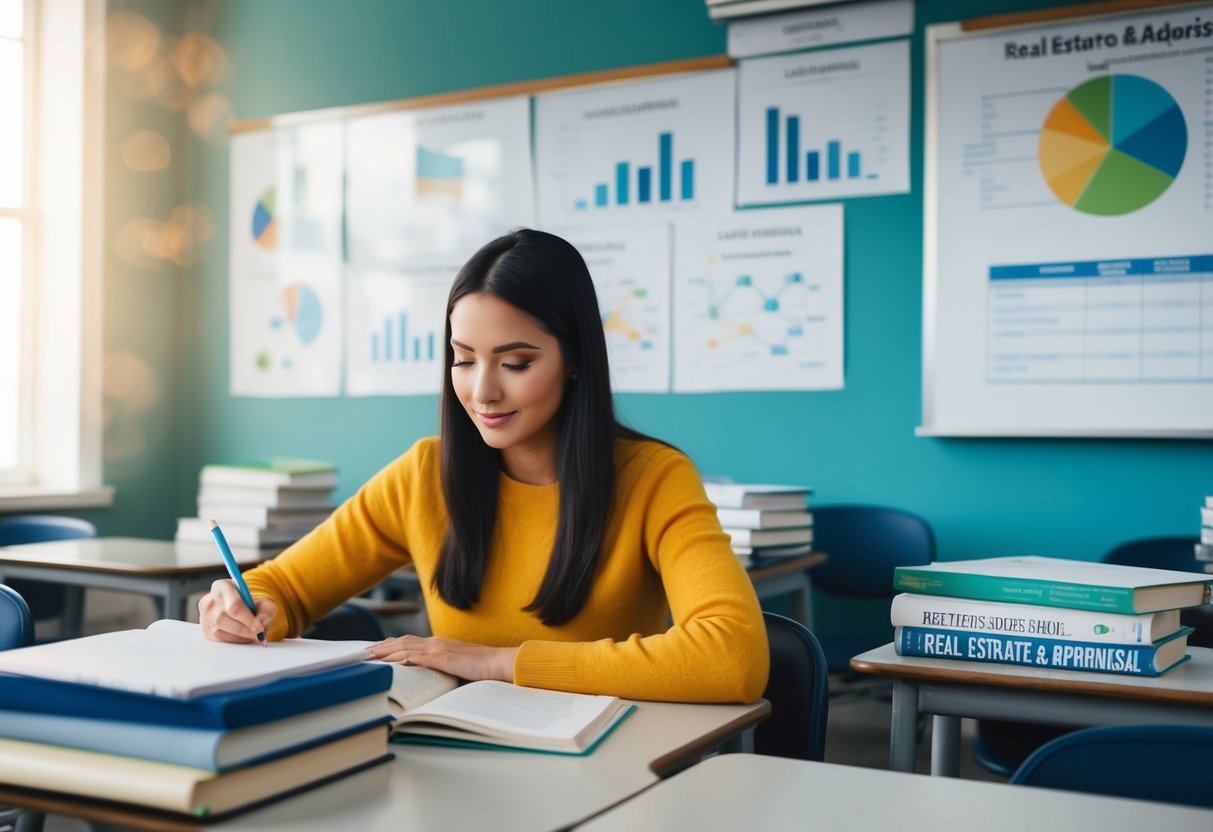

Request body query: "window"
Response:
[0, 0, 109, 508]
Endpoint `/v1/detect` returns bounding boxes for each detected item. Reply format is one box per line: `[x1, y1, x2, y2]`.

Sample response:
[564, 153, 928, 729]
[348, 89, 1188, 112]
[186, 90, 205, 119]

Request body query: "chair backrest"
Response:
[1010, 724, 1213, 808]
[809, 504, 935, 597]
[0, 515, 97, 546]
[303, 602, 388, 642]
[1103, 535, 1213, 647]
[0, 584, 34, 650]
[753, 612, 829, 762]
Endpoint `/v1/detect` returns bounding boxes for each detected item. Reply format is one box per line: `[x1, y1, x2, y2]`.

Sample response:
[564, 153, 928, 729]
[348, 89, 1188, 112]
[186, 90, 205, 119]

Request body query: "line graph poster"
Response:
[344, 268, 451, 396]
[561, 225, 672, 393]
[346, 96, 534, 269]
[535, 70, 736, 226]
[229, 126, 343, 397]
[925, 4, 1213, 436]
[673, 205, 843, 392]
[736, 40, 910, 205]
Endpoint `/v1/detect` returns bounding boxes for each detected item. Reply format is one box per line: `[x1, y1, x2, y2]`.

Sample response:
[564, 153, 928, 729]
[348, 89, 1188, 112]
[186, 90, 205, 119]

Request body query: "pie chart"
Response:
[1038, 75, 1186, 216]
[282, 282, 322, 345]
[251, 187, 278, 249]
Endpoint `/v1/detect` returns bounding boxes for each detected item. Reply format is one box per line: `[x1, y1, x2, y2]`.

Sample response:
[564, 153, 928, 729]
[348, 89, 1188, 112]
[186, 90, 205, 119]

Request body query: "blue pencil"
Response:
[208, 519, 266, 643]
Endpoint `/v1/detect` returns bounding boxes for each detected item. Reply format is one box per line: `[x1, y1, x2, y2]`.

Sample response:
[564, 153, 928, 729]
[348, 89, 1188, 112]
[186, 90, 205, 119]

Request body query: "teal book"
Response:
[893, 556, 1211, 614]
[200, 458, 338, 489]
[894, 625, 1194, 677]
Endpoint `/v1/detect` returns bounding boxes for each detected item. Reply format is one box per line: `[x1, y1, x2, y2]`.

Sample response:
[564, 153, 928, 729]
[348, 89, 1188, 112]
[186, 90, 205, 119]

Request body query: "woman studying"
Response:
[198, 229, 769, 703]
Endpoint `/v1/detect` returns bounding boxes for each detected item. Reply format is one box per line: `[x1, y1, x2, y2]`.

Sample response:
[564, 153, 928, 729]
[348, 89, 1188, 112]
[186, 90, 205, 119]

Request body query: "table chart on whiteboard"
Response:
[986, 255, 1213, 384]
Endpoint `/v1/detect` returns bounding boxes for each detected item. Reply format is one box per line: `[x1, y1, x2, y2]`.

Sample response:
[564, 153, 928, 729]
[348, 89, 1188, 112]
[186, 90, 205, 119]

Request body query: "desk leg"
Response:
[61, 586, 86, 638]
[930, 715, 961, 777]
[889, 679, 919, 773]
[790, 573, 814, 628]
[164, 581, 187, 622]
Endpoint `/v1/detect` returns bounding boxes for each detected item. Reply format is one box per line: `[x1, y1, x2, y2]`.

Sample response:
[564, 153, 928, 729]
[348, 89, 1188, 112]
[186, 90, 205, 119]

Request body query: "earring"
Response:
[570, 372, 579, 380]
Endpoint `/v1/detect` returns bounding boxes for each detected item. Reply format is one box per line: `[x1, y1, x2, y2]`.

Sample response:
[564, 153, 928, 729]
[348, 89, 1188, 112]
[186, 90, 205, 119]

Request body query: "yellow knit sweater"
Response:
[243, 437, 769, 703]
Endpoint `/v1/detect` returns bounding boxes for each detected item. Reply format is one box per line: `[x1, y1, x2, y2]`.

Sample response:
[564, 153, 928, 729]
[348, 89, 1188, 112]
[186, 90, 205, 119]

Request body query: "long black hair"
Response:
[435, 229, 643, 626]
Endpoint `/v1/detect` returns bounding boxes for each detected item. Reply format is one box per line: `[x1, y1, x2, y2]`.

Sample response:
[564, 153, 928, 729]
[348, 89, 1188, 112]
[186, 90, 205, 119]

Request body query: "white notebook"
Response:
[0, 619, 370, 699]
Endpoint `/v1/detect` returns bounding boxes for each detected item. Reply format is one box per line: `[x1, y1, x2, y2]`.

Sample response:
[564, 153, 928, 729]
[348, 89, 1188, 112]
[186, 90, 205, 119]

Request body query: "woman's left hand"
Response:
[367, 635, 518, 683]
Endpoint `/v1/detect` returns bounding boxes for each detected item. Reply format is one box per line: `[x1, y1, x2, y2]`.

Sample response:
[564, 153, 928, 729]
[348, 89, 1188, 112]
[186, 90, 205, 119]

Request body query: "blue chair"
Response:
[754, 612, 829, 761]
[0, 515, 97, 638]
[974, 535, 1211, 778]
[1011, 724, 1213, 808]
[808, 505, 935, 676]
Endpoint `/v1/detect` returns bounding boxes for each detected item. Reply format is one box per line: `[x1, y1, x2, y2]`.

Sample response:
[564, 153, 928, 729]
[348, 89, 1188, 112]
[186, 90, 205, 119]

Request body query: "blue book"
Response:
[0, 694, 392, 771]
[0, 661, 392, 730]
[894, 625, 1193, 677]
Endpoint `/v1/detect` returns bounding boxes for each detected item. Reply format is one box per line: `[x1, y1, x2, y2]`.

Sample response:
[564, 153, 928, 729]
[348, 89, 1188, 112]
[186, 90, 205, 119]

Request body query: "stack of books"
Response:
[703, 482, 813, 568]
[176, 458, 338, 548]
[0, 619, 394, 820]
[1197, 496, 1213, 571]
[889, 556, 1213, 677]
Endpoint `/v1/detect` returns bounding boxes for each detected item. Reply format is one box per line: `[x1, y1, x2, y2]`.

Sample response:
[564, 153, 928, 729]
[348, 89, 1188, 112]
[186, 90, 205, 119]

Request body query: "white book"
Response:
[715, 508, 812, 530]
[1195, 543, 1213, 562]
[723, 526, 813, 548]
[1206, 495, 1213, 510]
[175, 517, 303, 548]
[889, 593, 1183, 645]
[1203, 527, 1213, 546]
[1201, 506, 1213, 526]
[195, 504, 332, 529]
[703, 482, 810, 511]
[0, 620, 370, 699]
[733, 541, 815, 558]
[197, 484, 335, 510]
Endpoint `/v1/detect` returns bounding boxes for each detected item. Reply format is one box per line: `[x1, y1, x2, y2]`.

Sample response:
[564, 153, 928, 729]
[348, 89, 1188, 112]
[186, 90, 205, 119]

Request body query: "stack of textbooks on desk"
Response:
[890, 556, 1213, 677]
[703, 482, 812, 568]
[1196, 496, 1213, 571]
[0, 619, 394, 820]
[176, 457, 338, 548]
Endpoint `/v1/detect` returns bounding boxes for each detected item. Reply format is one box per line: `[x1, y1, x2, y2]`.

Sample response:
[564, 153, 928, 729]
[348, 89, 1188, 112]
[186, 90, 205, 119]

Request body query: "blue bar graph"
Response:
[766, 107, 779, 184]
[762, 105, 870, 186]
[573, 132, 696, 209]
[371, 311, 437, 363]
[786, 116, 800, 183]
[638, 167, 652, 203]
[659, 132, 673, 201]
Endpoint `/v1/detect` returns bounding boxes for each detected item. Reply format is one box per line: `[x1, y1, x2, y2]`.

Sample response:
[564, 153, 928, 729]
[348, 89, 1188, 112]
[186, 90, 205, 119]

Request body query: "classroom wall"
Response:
[97, 0, 1213, 569]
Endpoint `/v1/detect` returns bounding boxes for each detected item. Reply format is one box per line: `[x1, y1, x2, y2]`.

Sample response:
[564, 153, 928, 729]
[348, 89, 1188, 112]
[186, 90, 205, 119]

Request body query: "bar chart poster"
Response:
[673, 205, 844, 392]
[924, 3, 1213, 436]
[736, 40, 910, 205]
[346, 96, 534, 270]
[345, 268, 451, 396]
[534, 70, 736, 226]
[561, 224, 672, 393]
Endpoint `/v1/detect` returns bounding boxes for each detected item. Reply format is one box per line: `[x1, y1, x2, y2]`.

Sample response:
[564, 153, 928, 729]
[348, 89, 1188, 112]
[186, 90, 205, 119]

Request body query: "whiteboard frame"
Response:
[919, 6, 1213, 440]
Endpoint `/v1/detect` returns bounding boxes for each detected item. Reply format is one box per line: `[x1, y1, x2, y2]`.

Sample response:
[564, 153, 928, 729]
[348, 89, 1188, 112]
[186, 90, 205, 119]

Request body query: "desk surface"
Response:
[851, 643, 1213, 706]
[0, 698, 769, 832]
[579, 753, 1213, 831]
[0, 537, 271, 576]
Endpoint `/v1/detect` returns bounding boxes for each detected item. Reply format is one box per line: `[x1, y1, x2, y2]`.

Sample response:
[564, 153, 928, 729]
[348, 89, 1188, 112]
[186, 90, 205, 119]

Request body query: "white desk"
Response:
[578, 753, 1213, 831]
[0, 699, 768, 831]
[851, 643, 1213, 775]
[0, 537, 271, 629]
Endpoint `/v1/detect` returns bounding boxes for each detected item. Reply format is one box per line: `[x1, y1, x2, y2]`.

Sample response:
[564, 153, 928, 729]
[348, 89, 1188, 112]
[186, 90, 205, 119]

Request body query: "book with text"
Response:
[894, 625, 1193, 677]
[893, 556, 1211, 614]
[0, 725, 390, 818]
[0, 620, 370, 699]
[379, 667, 633, 755]
[703, 482, 810, 511]
[890, 593, 1183, 645]
[715, 508, 813, 530]
[200, 458, 338, 490]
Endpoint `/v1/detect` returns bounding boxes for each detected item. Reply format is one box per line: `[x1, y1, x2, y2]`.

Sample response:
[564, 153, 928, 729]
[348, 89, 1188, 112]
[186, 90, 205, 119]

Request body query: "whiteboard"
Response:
[921, 3, 1213, 437]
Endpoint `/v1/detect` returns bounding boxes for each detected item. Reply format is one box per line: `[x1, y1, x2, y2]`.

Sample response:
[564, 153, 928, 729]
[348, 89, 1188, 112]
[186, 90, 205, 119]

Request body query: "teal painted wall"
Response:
[96, 0, 1210, 569]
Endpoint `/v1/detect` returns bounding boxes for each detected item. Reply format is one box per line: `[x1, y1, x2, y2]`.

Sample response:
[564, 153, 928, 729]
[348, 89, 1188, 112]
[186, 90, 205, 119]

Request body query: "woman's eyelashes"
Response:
[450, 356, 533, 372]
[502, 361, 531, 372]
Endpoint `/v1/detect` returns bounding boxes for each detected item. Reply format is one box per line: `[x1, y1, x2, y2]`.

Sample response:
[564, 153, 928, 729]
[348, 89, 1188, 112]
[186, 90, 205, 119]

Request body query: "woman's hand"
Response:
[368, 635, 518, 683]
[198, 579, 277, 644]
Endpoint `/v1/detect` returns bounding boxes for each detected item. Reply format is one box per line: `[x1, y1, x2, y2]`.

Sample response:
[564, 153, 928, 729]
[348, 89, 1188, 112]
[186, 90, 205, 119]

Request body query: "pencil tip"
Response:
[257, 631, 265, 642]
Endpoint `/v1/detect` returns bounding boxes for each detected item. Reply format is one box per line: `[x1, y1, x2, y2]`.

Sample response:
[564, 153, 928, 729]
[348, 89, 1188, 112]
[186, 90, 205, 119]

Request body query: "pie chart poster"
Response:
[924, 3, 1213, 437]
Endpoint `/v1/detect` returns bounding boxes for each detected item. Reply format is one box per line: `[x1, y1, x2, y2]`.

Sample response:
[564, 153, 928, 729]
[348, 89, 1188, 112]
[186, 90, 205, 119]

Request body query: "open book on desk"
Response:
[379, 664, 634, 755]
